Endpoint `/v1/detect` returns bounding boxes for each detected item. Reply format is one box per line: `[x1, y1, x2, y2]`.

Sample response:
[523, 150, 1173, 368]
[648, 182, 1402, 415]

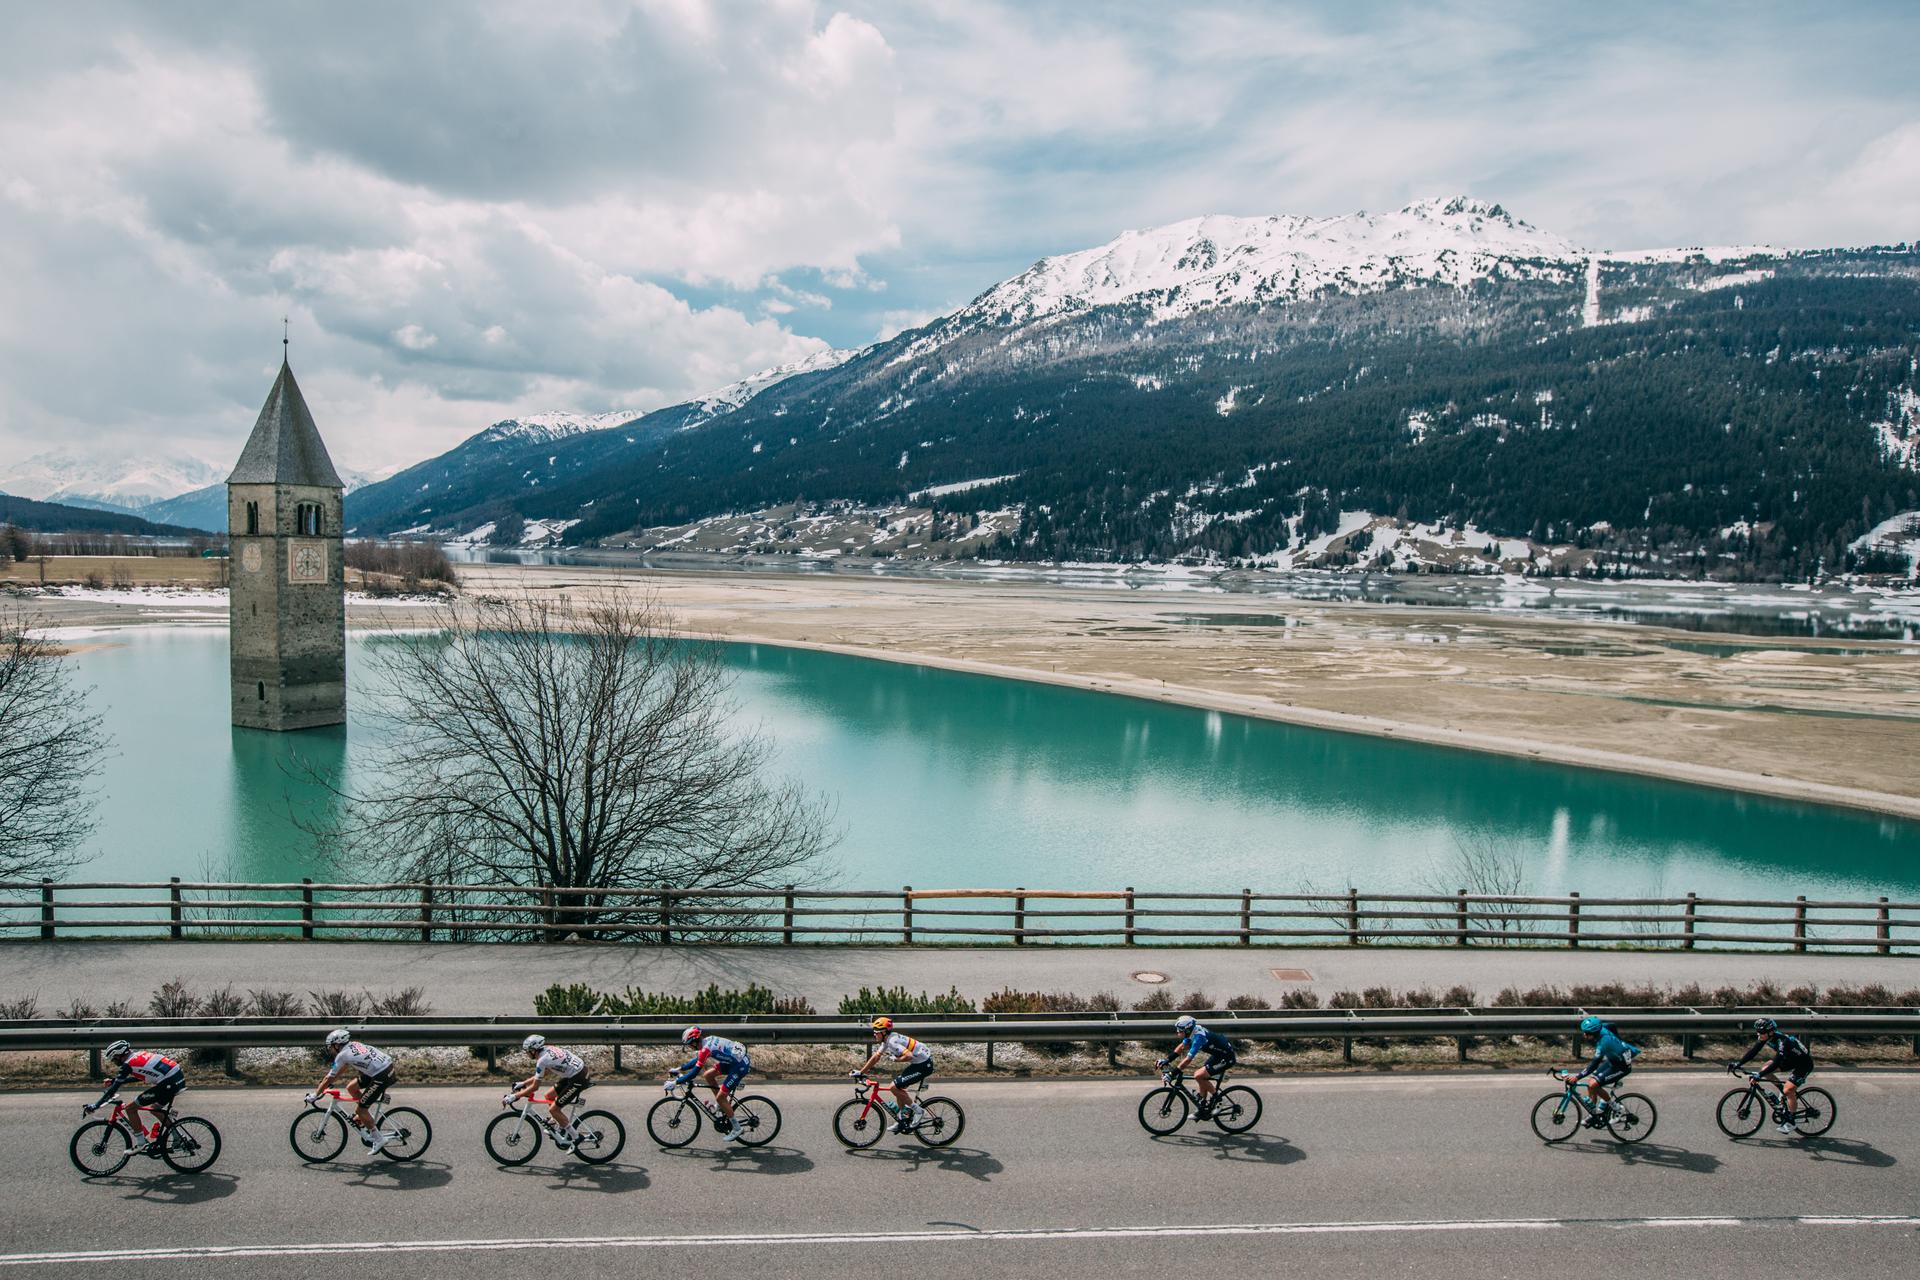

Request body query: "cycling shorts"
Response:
[135, 1071, 185, 1109]
[1590, 1061, 1632, 1087]
[358, 1065, 396, 1107]
[1200, 1050, 1237, 1075]
[1764, 1057, 1812, 1086]
[894, 1059, 935, 1089]
[718, 1061, 751, 1093]
[552, 1073, 592, 1106]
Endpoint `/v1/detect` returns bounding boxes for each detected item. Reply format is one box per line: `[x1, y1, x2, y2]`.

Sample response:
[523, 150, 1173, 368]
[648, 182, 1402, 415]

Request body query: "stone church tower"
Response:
[227, 356, 347, 730]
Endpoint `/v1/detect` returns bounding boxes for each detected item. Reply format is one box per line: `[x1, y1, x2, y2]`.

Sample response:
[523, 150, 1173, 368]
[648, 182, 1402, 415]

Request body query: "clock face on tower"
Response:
[290, 542, 326, 583]
[241, 543, 262, 573]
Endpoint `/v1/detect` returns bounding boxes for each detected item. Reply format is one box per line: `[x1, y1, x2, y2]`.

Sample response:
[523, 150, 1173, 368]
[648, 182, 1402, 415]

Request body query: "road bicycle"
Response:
[1715, 1066, 1836, 1139]
[484, 1086, 625, 1166]
[290, 1086, 432, 1162]
[70, 1096, 222, 1176]
[831, 1074, 964, 1148]
[1530, 1068, 1657, 1144]
[646, 1078, 782, 1149]
[1137, 1064, 1262, 1135]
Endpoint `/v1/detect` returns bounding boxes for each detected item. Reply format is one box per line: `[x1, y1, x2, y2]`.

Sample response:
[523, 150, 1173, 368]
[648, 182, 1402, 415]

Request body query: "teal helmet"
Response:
[1579, 1015, 1602, 1035]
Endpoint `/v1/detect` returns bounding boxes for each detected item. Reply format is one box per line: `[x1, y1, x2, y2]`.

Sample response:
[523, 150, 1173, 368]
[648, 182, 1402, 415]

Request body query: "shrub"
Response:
[1175, 990, 1213, 1012]
[1279, 990, 1322, 1010]
[371, 987, 431, 1017]
[200, 986, 244, 1018]
[246, 990, 305, 1019]
[149, 979, 198, 1019]
[83, 572, 105, 590]
[102, 999, 136, 1019]
[0, 994, 40, 1020]
[1328, 990, 1363, 1009]
[1440, 985, 1476, 1007]
[773, 995, 817, 1016]
[838, 985, 975, 1017]
[1225, 994, 1272, 1011]
[58, 997, 98, 1021]
[534, 983, 602, 1018]
[308, 989, 370, 1020]
[1130, 989, 1176, 1012]
[601, 983, 783, 1017]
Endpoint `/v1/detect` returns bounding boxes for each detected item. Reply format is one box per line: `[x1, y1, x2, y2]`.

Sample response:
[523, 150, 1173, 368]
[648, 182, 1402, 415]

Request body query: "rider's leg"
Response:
[1194, 1064, 1215, 1103]
[124, 1103, 148, 1145]
[545, 1088, 569, 1130]
[703, 1065, 736, 1121]
[346, 1078, 373, 1131]
[1783, 1079, 1801, 1111]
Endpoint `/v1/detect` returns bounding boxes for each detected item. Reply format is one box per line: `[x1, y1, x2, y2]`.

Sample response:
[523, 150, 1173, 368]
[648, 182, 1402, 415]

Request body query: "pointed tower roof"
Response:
[226, 359, 344, 488]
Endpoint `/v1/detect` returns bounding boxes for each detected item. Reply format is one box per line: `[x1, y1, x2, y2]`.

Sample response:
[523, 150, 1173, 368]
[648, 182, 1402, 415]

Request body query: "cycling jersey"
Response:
[94, 1051, 184, 1110]
[1181, 1025, 1234, 1060]
[1584, 1027, 1641, 1077]
[1738, 1031, 1812, 1069]
[533, 1046, 586, 1080]
[117, 1051, 182, 1085]
[331, 1042, 394, 1078]
[672, 1036, 751, 1087]
[880, 1031, 932, 1064]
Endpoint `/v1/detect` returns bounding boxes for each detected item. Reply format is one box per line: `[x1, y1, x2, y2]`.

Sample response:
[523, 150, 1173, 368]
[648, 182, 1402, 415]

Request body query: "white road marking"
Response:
[2, 1215, 1916, 1266]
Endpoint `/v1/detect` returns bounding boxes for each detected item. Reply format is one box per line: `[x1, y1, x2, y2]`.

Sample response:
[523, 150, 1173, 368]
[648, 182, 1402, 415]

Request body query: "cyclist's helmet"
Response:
[522, 1034, 546, 1054]
[1174, 1015, 1197, 1033]
[104, 1039, 131, 1062]
[681, 1026, 703, 1046]
[1752, 1017, 1778, 1035]
[1579, 1015, 1603, 1035]
[324, 1028, 351, 1051]
[870, 1016, 894, 1032]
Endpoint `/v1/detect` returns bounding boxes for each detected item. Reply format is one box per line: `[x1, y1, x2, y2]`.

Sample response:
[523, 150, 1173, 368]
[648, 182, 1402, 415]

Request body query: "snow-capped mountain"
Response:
[687, 347, 860, 419]
[477, 410, 647, 446]
[933, 197, 1584, 339]
[0, 450, 226, 512]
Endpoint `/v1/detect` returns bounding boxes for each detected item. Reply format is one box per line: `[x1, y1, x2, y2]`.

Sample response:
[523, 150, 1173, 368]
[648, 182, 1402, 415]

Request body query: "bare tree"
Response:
[0, 613, 110, 879]
[312, 591, 836, 939]
[1420, 837, 1536, 943]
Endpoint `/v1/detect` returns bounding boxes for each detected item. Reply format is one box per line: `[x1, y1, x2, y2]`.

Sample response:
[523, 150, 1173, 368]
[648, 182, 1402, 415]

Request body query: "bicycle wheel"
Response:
[730, 1095, 782, 1148]
[912, 1097, 965, 1147]
[1714, 1088, 1764, 1138]
[377, 1107, 432, 1162]
[646, 1097, 702, 1149]
[1529, 1093, 1580, 1144]
[160, 1116, 222, 1173]
[69, 1120, 133, 1176]
[832, 1097, 886, 1149]
[1138, 1087, 1189, 1135]
[1606, 1093, 1657, 1144]
[1211, 1085, 1262, 1134]
[289, 1108, 350, 1162]
[570, 1110, 625, 1164]
[484, 1111, 542, 1166]
[1793, 1087, 1837, 1137]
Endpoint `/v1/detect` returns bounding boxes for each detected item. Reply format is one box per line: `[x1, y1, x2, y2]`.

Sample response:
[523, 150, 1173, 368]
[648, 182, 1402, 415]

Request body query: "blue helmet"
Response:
[1579, 1015, 1602, 1035]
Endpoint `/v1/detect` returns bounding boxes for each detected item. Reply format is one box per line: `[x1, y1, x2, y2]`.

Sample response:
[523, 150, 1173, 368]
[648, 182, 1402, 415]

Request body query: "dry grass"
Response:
[0, 556, 224, 587]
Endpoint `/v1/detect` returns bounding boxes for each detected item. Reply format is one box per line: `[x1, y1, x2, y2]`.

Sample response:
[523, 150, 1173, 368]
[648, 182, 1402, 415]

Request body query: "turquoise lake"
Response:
[58, 627, 1920, 900]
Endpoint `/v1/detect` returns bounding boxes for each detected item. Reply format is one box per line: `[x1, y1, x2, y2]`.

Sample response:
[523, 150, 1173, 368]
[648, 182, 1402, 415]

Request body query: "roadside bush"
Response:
[246, 990, 304, 1019]
[58, 998, 98, 1021]
[773, 995, 818, 1015]
[1279, 990, 1322, 1010]
[1224, 994, 1272, 1011]
[601, 983, 782, 1017]
[102, 1000, 135, 1019]
[200, 986, 244, 1019]
[0, 994, 40, 1020]
[534, 983, 601, 1018]
[1130, 989, 1175, 1012]
[1175, 990, 1213, 1012]
[370, 987, 431, 1017]
[838, 985, 975, 1017]
[149, 979, 198, 1019]
[308, 990, 370, 1020]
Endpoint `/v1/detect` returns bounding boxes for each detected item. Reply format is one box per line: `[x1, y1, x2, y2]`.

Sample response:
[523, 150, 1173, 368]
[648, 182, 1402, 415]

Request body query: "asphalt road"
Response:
[2, 1073, 1915, 1277]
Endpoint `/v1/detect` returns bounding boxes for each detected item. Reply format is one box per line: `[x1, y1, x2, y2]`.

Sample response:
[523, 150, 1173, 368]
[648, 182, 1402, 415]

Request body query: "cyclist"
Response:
[854, 1016, 933, 1133]
[505, 1034, 592, 1149]
[84, 1040, 184, 1156]
[1729, 1017, 1815, 1135]
[668, 1026, 752, 1143]
[310, 1029, 397, 1155]
[1569, 1014, 1641, 1124]
[1161, 1014, 1236, 1115]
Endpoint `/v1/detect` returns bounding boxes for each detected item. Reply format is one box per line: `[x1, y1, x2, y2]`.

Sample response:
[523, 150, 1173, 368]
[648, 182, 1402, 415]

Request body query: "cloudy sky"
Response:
[3, 0, 1917, 478]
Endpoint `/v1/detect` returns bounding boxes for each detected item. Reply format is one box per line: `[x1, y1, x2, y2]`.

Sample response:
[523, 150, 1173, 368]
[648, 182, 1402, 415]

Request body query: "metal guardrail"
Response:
[3, 880, 1917, 952]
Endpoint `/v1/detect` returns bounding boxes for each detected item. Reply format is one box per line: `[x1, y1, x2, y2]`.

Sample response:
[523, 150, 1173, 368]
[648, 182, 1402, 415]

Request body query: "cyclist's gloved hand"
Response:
[82, 1103, 97, 1114]
[500, 1092, 515, 1107]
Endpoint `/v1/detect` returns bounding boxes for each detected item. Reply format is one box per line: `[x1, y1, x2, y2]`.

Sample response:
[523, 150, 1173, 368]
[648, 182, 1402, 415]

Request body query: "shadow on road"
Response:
[338, 1159, 456, 1190]
[1608, 1142, 1721, 1175]
[1147, 1132, 1305, 1166]
[529, 1161, 653, 1193]
[657, 1144, 815, 1176]
[1796, 1136, 1896, 1168]
[88, 1171, 241, 1204]
[839, 1145, 1004, 1182]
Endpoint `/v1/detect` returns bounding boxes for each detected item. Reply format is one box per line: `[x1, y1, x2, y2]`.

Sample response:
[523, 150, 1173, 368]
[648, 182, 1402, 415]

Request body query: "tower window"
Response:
[245, 501, 260, 535]
[297, 503, 322, 536]
[257, 681, 265, 701]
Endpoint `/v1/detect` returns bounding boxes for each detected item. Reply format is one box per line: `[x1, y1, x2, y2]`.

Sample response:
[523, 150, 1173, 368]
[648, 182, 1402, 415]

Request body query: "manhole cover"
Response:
[1269, 968, 1313, 981]
[1131, 970, 1169, 985]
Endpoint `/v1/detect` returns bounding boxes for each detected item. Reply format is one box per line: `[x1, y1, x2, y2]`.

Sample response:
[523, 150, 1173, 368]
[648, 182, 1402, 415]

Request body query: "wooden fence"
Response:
[1, 881, 1915, 952]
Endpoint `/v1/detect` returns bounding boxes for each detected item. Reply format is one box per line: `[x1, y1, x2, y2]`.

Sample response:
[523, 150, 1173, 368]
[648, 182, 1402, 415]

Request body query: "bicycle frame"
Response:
[101, 1098, 171, 1138]
[312, 1087, 392, 1128]
[666, 1079, 733, 1122]
[1729, 1069, 1801, 1120]
[849, 1076, 923, 1124]
[501, 1092, 587, 1141]
[1550, 1072, 1612, 1119]
[1160, 1066, 1233, 1106]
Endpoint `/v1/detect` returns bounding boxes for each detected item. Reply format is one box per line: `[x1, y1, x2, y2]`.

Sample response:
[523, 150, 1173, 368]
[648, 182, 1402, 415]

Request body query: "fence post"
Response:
[300, 878, 314, 941]
[1683, 893, 1697, 950]
[903, 886, 914, 944]
[419, 885, 434, 944]
[1346, 890, 1360, 945]
[1455, 889, 1468, 946]
[1124, 887, 1136, 945]
[1567, 892, 1580, 948]
[168, 877, 183, 941]
[1875, 897, 1890, 956]
[782, 886, 795, 946]
[1239, 889, 1252, 945]
[1793, 896, 1808, 953]
[660, 889, 673, 946]
[1013, 887, 1027, 946]
[39, 879, 54, 940]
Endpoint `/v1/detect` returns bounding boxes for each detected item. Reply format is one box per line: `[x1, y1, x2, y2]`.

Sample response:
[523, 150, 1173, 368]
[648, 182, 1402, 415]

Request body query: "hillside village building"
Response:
[226, 356, 346, 730]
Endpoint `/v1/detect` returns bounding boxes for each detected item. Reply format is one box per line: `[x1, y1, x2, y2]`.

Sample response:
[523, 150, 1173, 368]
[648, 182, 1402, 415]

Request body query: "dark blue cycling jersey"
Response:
[1737, 1031, 1811, 1068]
[1181, 1025, 1234, 1059]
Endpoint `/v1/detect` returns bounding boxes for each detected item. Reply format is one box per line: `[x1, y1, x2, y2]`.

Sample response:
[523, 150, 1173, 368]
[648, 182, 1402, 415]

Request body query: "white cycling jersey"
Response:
[120, 1050, 181, 1083]
[533, 1046, 586, 1080]
[331, 1041, 393, 1077]
[880, 1031, 932, 1064]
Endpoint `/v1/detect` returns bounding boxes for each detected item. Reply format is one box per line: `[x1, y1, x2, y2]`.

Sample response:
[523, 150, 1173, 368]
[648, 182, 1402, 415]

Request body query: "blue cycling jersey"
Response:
[1182, 1025, 1233, 1058]
[1584, 1027, 1640, 1075]
[672, 1035, 749, 1082]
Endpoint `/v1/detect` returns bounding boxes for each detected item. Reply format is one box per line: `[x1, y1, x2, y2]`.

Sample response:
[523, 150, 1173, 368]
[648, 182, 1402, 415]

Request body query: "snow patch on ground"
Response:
[1872, 387, 1920, 470]
[911, 475, 1021, 499]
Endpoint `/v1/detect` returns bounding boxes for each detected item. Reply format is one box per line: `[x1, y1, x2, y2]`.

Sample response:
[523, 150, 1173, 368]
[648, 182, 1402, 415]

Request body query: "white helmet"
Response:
[324, 1028, 351, 1051]
[522, 1034, 546, 1054]
[1174, 1015, 1197, 1032]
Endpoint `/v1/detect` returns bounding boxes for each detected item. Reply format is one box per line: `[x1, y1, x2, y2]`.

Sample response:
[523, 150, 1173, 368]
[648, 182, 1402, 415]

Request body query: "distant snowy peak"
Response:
[0, 450, 226, 510]
[950, 197, 1584, 332]
[691, 346, 860, 417]
[478, 410, 646, 445]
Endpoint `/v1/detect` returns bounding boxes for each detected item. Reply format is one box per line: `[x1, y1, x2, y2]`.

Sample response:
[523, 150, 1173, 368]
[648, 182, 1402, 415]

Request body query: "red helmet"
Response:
[681, 1026, 702, 1045]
